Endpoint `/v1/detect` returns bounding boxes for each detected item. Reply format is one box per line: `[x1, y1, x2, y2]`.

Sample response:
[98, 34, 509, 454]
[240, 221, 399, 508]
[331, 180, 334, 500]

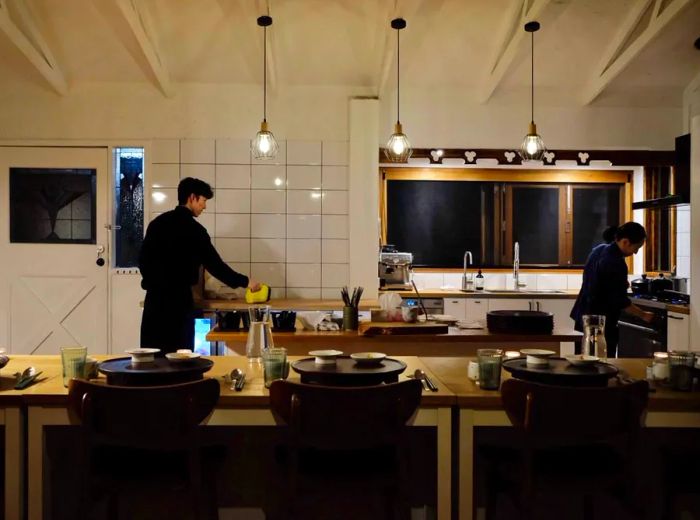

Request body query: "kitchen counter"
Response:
[630, 296, 690, 315]
[197, 298, 379, 311]
[381, 289, 579, 299]
[206, 326, 581, 357]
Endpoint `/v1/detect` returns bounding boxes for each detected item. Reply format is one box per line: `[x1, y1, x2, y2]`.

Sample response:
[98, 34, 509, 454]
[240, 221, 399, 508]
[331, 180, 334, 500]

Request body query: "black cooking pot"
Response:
[650, 273, 673, 294]
[631, 274, 650, 295]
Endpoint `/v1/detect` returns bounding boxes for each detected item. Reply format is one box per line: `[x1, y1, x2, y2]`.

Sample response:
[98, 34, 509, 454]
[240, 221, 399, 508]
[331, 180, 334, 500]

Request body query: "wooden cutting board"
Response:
[358, 321, 449, 336]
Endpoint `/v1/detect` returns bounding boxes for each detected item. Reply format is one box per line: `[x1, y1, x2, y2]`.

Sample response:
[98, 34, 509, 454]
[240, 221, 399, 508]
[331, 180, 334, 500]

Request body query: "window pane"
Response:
[511, 186, 559, 264]
[572, 186, 621, 265]
[113, 148, 144, 267]
[10, 168, 96, 244]
[386, 180, 488, 267]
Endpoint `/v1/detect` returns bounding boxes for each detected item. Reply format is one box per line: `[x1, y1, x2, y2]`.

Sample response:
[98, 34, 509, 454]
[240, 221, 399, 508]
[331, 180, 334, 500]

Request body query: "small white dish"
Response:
[125, 348, 160, 364]
[309, 349, 343, 365]
[520, 348, 556, 366]
[350, 352, 386, 366]
[165, 351, 201, 363]
[565, 355, 600, 366]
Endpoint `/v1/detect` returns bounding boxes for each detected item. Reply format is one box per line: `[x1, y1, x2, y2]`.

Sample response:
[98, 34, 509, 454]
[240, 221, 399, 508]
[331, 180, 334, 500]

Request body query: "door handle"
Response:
[536, 301, 541, 311]
[96, 245, 106, 267]
[668, 315, 685, 320]
[618, 321, 657, 334]
[528, 301, 532, 311]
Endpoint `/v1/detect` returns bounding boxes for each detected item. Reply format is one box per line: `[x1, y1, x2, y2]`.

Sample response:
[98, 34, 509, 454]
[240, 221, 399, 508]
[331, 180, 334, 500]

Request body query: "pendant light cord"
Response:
[396, 27, 400, 124]
[263, 25, 267, 123]
[530, 30, 534, 124]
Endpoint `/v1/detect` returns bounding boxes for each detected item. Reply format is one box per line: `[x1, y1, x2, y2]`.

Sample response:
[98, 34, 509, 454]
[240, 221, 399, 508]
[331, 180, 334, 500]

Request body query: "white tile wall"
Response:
[676, 207, 691, 281]
[150, 139, 348, 298]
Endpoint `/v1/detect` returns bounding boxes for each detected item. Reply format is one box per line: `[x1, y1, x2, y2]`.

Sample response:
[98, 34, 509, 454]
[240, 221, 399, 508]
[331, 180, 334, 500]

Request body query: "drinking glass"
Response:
[263, 347, 288, 388]
[248, 305, 271, 324]
[668, 351, 695, 391]
[61, 346, 87, 387]
[477, 349, 503, 390]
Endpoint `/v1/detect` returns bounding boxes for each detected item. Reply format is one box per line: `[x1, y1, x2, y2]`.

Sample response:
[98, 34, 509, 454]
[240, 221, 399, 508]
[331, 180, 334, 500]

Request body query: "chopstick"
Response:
[341, 286, 364, 308]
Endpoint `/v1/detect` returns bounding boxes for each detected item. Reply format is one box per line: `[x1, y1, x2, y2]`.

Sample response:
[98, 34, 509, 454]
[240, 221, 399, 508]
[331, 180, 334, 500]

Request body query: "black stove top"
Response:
[633, 290, 690, 305]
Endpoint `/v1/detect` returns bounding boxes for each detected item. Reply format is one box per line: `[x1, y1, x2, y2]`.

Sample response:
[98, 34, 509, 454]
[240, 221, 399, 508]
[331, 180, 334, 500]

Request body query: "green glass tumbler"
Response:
[61, 346, 87, 388]
[263, 347, 288, 388]
[477, 349, 503, 390]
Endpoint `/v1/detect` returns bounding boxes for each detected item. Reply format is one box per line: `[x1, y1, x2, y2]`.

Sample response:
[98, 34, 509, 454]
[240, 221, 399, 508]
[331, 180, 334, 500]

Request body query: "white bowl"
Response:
[565, 355, 600, 366]
[125, 348, 160, 364]
[350, 352, 386, 366]
[165, 351, 201, 363]
[520, 349, 556, 366]
[309, 349, 343, 365]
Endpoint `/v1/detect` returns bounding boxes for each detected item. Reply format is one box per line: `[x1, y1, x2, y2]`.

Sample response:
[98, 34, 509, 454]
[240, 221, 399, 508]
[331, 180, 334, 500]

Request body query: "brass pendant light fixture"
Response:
[384, 17, 412, 163]
[519, 21, 546, 162]
[252, 15, 278, 160]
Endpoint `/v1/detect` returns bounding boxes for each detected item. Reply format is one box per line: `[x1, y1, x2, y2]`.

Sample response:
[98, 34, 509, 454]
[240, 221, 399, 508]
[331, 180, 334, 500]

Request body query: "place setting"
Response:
[291, 350, 406, 385]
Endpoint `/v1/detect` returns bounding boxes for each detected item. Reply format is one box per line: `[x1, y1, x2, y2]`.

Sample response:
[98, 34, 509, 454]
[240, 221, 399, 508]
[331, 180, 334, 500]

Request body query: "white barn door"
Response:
[0, 146, 109, 354]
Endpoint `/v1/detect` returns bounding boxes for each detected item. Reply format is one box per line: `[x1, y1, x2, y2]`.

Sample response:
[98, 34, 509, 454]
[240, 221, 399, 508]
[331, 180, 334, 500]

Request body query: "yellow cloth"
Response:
[245, 284, 271, 303]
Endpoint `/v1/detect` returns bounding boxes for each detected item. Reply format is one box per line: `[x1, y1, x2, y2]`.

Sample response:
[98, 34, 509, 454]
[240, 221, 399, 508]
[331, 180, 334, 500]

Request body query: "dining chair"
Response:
[67, 378, 220, 520]
[268, 379, 423, 520]
[484, 378, 649, 520]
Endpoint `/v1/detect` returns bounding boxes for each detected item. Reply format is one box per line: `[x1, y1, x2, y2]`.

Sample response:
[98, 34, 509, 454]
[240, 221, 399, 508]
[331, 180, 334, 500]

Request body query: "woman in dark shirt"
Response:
[571, 222, 654, 357]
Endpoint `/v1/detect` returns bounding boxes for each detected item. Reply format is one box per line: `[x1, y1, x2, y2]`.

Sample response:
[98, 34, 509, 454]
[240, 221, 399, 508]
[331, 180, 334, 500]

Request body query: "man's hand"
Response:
[248, 280, 262, 292]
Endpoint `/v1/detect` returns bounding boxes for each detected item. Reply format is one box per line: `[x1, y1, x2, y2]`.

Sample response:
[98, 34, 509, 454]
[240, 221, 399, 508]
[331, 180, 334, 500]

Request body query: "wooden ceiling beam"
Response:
[580, 0, 694, 105]
[0, 0, 67, 95]
[478, 0, 551, 103]
[115, 0, 174, 98]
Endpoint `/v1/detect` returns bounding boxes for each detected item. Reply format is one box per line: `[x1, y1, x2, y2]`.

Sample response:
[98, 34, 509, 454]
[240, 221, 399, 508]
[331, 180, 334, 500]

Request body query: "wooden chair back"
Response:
[67, 378, 220, 450]
[501, 378, 649, 445]
[269, 379, 422, 450]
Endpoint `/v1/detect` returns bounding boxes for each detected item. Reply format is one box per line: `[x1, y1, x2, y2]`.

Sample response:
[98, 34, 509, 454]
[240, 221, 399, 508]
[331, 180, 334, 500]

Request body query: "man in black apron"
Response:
[139, 177, 260, 354]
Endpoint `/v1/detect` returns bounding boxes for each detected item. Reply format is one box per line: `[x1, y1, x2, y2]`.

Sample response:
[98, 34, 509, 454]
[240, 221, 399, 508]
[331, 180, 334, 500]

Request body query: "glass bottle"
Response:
[582, 314, 607, 361]
[475, 269, 485, 290]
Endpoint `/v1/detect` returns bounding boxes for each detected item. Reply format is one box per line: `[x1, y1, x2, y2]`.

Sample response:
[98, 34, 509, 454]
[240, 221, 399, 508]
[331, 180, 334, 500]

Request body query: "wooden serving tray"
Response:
[358, 321, 449, 336]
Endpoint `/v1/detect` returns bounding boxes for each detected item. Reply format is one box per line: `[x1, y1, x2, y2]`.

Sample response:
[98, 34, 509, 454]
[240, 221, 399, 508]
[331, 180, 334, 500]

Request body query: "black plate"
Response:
[291, 356, 407, 386]
[503, 358, 619, 387]
[98, 357, 214, 386]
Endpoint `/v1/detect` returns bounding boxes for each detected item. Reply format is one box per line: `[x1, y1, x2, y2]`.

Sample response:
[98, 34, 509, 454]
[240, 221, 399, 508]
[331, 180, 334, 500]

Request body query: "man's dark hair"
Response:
[178, 177, 214, 205]
[615, 221, 646, 244]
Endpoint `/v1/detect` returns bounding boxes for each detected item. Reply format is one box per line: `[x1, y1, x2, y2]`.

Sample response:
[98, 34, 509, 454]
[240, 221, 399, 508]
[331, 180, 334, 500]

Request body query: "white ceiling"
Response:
[0, 0, 698, 107]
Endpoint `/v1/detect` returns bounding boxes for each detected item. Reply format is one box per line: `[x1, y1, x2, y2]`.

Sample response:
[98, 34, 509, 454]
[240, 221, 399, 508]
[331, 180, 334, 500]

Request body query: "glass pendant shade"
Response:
[384, 122, 412, 162]
[519, 121, 546, 161]
[252, 120, 278, 160]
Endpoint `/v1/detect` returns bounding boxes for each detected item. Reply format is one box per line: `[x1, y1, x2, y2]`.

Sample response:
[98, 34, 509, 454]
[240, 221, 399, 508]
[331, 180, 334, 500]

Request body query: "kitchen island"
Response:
[206, 326, 582, 356]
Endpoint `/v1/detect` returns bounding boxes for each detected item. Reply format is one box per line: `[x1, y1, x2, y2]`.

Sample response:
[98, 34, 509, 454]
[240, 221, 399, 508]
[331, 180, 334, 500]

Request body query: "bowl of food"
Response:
[309, 350, 343, 365]
[520, 348, 556, 367]
[125, 348, 160, 364]
[165, 349, 201, 363]
[564, 355, 600, 367]
[350, 352, 387, 366]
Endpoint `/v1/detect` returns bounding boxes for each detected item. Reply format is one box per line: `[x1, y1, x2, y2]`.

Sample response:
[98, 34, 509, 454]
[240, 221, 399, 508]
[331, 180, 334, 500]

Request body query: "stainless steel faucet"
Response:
[513, 241, 526, 290]
[461, 250, 473, 291]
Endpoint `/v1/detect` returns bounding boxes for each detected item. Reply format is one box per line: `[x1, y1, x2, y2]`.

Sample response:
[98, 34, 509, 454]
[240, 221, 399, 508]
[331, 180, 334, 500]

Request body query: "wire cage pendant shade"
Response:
[384, 18, 412, 163]
[252, 15, 278, 160]
[519, 21, 546, 162]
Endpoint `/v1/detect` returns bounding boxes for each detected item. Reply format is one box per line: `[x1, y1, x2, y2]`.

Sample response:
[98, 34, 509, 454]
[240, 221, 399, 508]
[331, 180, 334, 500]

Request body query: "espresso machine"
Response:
[379, 246, 413, 289]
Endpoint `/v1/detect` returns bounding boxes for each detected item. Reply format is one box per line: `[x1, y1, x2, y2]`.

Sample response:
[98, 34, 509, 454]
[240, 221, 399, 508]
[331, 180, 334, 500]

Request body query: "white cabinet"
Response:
[534, 299, 574, 331]
[488, 298, 531, 311]
[444, 298, 466, 320]
[466, 298, 488, 322]
[667, 311, 690, 351]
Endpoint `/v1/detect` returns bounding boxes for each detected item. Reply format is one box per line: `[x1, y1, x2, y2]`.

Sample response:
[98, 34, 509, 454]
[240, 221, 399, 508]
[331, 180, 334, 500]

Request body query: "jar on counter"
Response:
[652, 352, 669, 381]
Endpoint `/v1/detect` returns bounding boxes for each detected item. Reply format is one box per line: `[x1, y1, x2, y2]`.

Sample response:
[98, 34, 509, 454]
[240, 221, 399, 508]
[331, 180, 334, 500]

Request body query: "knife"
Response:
[424, 373, 438, 392]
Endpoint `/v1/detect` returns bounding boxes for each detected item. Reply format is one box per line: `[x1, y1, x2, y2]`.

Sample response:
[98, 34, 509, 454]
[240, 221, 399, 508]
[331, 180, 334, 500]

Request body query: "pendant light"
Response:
[384, 18, 412, 163]
[519, 21, 546, 162]
[252, 15, 278, 160]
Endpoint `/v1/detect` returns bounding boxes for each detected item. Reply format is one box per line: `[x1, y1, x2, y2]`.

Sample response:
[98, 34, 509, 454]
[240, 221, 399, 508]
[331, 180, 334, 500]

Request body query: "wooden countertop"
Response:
[420, 357, 700, 413]
[0, 355, 455, 407]
[2, 355, 698, 413]
[196, 298, 379, 311]
[206, 326, 582, 343]
[383, 289, 579, 298]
